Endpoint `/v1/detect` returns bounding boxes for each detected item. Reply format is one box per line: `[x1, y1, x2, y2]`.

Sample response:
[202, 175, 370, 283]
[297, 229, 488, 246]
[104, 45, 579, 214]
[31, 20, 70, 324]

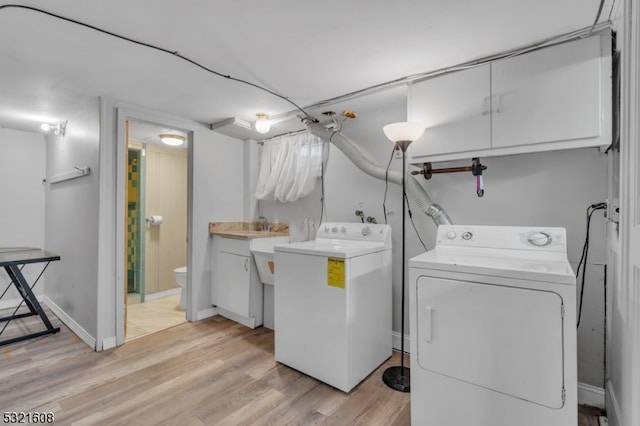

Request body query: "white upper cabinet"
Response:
[408, 64, 491, 157]
[408, 32, 612, 163]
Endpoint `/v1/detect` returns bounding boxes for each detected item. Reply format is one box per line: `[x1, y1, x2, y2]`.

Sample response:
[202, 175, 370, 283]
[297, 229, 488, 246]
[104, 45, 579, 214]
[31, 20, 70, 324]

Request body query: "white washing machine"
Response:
[408, 225, 577, 426]
[274, 222, 392, 393]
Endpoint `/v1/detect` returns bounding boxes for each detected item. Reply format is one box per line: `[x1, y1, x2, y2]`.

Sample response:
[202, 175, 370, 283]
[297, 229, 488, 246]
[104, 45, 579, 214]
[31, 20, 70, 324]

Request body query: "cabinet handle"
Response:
[482, 96, 491, 116]
[494, 93, 503, 114]
[244, 258, 249, 271]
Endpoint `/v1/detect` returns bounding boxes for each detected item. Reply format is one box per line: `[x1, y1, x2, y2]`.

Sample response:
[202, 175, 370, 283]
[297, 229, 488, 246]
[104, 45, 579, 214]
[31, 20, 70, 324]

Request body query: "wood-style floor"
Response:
[1, 307, 410, 425]
[1, 305, 604, 425]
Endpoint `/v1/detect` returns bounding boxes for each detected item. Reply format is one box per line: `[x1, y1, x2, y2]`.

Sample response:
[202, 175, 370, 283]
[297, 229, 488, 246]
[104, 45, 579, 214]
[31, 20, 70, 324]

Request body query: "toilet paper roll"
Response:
[148, 215, 163, 225]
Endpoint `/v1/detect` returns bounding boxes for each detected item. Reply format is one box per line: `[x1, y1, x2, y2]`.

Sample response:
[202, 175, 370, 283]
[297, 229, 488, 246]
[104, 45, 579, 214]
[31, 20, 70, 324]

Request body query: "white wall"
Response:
[191, 123, 245, 319]
[44, 97, 101, 341]
[0, 128, 46, 307]
[256, 89, 608, 389]
[101, 102, 245, 347]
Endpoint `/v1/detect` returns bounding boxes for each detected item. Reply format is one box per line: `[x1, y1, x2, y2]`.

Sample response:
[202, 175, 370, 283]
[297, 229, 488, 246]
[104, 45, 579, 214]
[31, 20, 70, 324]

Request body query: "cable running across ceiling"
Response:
[0, 3, 614, 125]
[0, 4, 312, 119]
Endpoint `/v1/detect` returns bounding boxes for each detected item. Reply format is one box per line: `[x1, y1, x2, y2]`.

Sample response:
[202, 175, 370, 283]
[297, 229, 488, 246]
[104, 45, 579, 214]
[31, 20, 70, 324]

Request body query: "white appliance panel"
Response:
[274, 222, 392, 393]
[416, 275, 565, 408]
[409, 225, 576, 426]
[275, 251, 348, 386]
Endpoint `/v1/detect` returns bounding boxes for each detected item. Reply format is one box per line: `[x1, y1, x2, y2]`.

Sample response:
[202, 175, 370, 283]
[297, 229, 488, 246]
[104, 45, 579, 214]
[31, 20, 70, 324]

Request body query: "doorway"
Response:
[124, 119, 188, 340]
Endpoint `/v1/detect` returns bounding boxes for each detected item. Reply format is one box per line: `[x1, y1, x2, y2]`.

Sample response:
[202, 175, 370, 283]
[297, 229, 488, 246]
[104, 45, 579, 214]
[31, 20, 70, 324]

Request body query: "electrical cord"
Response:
[382, 146, 395, 224]
[0, 4, 312, 119]
[318, 143, 327, 226]
[576, 202, 606, 328]
[404, 190, 428, 252]
[588, 0, 606, 36]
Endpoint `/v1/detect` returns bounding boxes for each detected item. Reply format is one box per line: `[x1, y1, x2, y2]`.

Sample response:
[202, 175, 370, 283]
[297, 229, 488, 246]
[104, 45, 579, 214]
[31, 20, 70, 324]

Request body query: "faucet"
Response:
[258, 216, 270, 232]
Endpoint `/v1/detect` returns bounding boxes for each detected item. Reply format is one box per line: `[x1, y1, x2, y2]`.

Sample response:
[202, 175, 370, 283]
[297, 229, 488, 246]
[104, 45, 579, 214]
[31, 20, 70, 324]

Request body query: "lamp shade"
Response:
[159, 134, 185, 146]
[382, 122, 426, 143]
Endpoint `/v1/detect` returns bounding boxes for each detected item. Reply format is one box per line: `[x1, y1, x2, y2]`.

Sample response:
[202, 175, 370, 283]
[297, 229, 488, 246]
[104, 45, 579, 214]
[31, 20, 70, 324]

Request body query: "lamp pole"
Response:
[381, 122, 425, 393]
[382, 138, 412, 392]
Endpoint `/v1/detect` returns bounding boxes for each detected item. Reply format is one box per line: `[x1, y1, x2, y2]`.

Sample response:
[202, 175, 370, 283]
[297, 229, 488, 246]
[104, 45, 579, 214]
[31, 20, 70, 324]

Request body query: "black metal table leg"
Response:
[0, 264, 60, 346]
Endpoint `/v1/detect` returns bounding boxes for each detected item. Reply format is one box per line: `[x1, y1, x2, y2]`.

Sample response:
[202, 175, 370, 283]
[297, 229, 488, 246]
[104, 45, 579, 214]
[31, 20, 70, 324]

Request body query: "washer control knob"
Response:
[461, 231, 473, 241]
[362, 226, 372, 236]
[528, 232, 552, 246]
[324, 226, 329, 232]
[446, 230, 457, 240]
[340, 226, 347, 234]
[331, 226, 338, 233]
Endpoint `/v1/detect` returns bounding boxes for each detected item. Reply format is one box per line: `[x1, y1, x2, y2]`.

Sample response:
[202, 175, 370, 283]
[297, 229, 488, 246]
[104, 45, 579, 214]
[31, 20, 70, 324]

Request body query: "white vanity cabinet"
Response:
[211, 236, 263, 328]
[408, 32, 611, 163]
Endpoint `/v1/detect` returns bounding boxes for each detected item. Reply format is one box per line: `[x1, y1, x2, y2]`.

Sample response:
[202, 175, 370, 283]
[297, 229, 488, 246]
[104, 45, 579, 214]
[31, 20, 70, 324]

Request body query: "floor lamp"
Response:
[381, 121, 426, 393]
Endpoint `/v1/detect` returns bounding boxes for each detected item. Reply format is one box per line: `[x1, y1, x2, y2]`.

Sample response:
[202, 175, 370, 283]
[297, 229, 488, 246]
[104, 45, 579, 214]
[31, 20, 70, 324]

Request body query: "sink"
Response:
[250, 236, 289, 285]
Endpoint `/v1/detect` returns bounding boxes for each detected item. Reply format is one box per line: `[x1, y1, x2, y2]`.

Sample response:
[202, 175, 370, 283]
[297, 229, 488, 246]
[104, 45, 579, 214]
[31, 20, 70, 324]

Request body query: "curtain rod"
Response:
[256, 128, 309, 144]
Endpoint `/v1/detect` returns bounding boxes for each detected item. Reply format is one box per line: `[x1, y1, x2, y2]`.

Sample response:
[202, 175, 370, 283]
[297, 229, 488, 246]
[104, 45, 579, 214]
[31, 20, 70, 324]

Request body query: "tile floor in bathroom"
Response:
[126, 294, 186, 340]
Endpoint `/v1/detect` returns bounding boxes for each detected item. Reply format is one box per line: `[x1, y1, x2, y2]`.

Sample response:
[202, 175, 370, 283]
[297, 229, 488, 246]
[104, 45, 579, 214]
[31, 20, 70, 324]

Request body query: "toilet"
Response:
[173, 266, 187, 310]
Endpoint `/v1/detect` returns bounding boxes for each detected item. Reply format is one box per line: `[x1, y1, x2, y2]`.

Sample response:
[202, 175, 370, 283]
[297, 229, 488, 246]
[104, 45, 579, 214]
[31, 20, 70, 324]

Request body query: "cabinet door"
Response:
[491, 35, 604, 148]
[408, 64, 491, 162]
[213, 252, 251, 317]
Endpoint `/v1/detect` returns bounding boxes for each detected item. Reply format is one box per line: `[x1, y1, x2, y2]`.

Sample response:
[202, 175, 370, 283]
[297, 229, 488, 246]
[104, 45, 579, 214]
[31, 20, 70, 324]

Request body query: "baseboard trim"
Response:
[605, 380, 621, 426]
[145, 287, 181, 301]
[43, 296, 96, 350]
[214, 307, 259, 329]
[391, 331, 410, 354]
[578, 382, 605, 409]
[195, 307, 217, 321]
[101, 336, 117, 350]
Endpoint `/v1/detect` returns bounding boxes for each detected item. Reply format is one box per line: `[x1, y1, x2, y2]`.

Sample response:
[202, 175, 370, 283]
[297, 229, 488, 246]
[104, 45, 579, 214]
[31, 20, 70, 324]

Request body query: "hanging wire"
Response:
[588, 0, 607, 36]
[382, 145, 396, 224]
[0, 4, 613, 126]
[404, 190, 427, 252]
[317, 142, 329, 226]
[576, 202, 606, 328]
[0, 4, 312, 119]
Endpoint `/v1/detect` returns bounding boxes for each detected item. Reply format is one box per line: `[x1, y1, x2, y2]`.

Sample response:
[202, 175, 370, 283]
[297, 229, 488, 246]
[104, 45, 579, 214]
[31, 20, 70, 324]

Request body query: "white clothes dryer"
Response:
[409, 225, 577, 426]
[274, 222, 392, 393]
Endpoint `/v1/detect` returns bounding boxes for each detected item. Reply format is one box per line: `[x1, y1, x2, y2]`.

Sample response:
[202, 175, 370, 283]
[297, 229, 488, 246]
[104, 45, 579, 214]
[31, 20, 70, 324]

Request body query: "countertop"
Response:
[209, 221, 289, 239]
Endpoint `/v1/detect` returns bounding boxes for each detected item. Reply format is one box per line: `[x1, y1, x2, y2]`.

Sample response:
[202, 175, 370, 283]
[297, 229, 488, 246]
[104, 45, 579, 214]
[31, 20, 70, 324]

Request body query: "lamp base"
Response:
[382, 366, 410, 392]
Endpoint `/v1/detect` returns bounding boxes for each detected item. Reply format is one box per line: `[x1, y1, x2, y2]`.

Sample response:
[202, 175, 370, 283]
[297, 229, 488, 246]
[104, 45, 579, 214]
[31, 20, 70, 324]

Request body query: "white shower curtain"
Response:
[255, 132, 324, 202]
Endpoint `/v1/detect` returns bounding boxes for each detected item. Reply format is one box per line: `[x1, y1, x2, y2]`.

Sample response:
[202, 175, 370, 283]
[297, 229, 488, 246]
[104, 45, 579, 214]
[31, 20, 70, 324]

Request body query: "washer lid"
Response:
[275, 239, 388, 258]
[409, 247, 575, 285]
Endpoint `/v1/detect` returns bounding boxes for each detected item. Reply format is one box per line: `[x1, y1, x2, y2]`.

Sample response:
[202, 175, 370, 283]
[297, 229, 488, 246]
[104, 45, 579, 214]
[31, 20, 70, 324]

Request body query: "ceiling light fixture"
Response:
[254, 113, 271, 134]
[40, 121, 66, 136]
[159, 133, 186, 146]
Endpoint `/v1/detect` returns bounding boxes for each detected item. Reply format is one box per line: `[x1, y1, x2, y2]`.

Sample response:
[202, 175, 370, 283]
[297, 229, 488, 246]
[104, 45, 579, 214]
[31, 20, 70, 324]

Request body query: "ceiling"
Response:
[0, 1, 616, 141]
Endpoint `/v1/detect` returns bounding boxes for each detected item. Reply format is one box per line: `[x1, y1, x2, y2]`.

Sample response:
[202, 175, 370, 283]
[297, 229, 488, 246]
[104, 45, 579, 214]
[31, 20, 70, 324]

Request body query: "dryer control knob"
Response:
[331, 226, 338, 233]
[340, 226, 347, 234]
[446, 231, 457, 239]
[528, 232, 552, 246]
[461, 231, 473, 240]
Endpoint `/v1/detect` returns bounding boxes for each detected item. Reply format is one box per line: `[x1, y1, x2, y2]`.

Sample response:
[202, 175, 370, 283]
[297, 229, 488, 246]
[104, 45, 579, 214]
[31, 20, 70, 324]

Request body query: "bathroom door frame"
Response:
[115, 106, 193, 345]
